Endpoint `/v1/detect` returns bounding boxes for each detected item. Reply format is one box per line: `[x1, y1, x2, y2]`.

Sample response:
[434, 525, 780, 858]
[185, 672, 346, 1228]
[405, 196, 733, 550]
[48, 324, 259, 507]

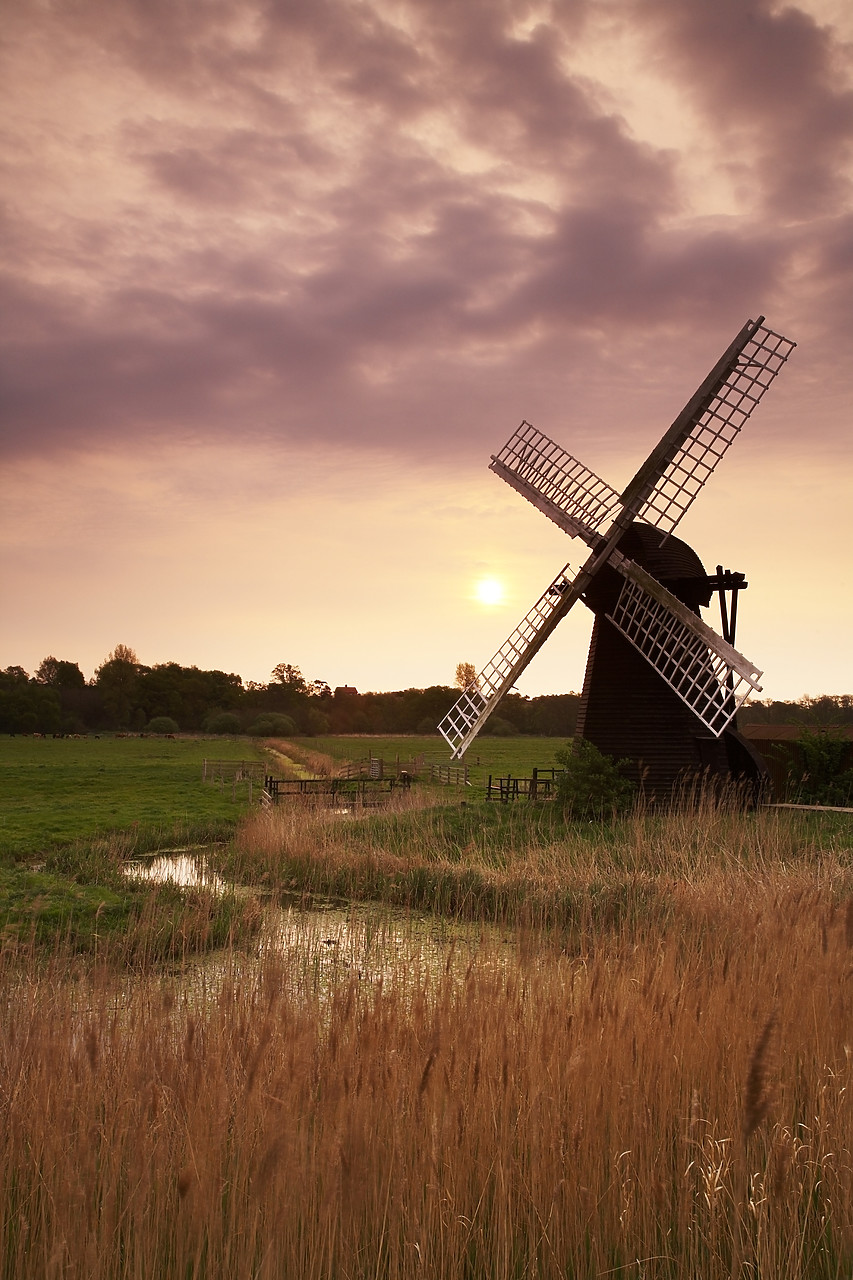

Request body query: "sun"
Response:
[475, 577, 504, 606]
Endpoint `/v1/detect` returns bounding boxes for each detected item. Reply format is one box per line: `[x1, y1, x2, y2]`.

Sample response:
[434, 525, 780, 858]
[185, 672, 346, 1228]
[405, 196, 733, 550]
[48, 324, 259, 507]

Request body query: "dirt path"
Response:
[264, 739, 338, 778]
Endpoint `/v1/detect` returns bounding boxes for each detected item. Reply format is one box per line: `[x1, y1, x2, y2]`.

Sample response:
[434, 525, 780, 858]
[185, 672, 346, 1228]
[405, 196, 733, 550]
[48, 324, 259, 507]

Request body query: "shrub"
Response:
[248, 713, 297, 737]
[146, 716, 180, 735]
[793, 727, 853, 805]
[554, 738, 636, 820]
[203, 711, 242, 736]
[483, 716, 518, 737]
[304, 709, 330, 736]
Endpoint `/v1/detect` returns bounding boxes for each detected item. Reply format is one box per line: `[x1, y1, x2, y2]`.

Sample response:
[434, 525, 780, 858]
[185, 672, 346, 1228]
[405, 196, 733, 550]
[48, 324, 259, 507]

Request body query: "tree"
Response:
[107, 644, 139, 666]
[305, 708, 330, 735]
[2, 666, 29, 685]
[271, 663, 308, 693]
[95, 644, 141, 728]
[248, 713, 298, 737]
[203, 711, 242, 735]
[455, 662, 479, 691]
[0, 666, 61, 734]
[483, 715, 518, 736]
[35, 656, 86, 689]
[792, 727, 853, 805]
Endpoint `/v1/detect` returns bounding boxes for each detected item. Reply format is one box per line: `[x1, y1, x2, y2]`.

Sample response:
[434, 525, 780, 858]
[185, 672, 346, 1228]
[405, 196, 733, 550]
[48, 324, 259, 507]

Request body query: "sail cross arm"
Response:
[438, 562, 578, 758]
[490, 422, 621, 548]
[490, 458, 605, 548]
[621, 319, 796, 537]
[608, 552, 763, 737]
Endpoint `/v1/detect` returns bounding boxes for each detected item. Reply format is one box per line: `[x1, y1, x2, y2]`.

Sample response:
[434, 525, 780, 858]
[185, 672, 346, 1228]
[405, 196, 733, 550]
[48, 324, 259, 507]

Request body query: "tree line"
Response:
[2, 646, 848, 738]
[0, 646, 582, 737]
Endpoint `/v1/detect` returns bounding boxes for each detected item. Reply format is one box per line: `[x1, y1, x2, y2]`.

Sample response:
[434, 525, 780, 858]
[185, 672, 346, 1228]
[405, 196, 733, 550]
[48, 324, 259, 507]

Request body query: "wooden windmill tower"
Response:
[438, 317, 796, 795]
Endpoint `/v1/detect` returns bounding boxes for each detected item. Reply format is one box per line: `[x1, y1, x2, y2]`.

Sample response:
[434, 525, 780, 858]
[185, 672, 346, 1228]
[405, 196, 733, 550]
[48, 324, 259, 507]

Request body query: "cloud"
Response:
[0, 0, 850, 468]
[631, 0, 853, 219]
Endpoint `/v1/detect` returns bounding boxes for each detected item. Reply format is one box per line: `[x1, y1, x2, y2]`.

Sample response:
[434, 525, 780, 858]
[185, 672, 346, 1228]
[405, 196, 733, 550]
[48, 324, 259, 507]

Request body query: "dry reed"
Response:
[3, 833, 853, 1277]
[4, 795, 853, 1275]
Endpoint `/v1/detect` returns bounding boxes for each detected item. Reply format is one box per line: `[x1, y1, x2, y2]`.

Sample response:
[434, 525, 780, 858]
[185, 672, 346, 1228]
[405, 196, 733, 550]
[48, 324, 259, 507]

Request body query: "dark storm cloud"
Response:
[0, 0, 849, 461]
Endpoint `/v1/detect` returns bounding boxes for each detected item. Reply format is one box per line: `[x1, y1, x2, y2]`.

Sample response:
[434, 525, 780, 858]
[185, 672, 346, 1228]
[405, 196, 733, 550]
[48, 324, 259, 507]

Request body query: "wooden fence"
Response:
[262, 775, 410, 808]
[202, 759, 266, 802]
[202, 759, 267, 783]
[428, 763, 470, 786]
[335, 754, 427, 780]
[485, 767, 564, 803]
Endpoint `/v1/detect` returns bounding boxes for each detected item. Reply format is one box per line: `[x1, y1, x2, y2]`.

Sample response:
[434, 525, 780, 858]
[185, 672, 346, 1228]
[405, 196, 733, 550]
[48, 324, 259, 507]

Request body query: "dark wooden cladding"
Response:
[576, 615, 730, 794]
[575, 522, 768, 798]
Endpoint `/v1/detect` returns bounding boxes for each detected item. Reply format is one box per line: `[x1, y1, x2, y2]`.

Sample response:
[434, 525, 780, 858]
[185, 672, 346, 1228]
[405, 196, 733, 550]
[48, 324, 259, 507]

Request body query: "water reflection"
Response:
[124, 853, 510, 987]
[267, 899, 500, 985]
[125, 853, 225, 891]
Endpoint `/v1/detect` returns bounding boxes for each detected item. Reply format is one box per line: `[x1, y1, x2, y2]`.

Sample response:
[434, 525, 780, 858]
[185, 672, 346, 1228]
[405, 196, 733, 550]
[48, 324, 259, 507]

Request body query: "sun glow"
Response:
[475, 577, 504, 606]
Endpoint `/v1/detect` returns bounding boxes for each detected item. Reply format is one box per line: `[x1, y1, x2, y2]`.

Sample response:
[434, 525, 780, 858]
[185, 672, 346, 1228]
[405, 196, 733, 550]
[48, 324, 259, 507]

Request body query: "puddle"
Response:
[125, 853, 225, 891]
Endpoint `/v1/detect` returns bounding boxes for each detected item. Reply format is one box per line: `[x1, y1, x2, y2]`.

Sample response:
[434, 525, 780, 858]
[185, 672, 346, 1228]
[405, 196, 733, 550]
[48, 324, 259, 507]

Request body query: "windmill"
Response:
[438, 317, 796, 794]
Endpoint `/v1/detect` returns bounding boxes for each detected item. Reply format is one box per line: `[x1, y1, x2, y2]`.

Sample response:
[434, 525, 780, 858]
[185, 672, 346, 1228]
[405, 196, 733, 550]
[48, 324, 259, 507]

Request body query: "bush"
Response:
[793, 727, 853, 805]
[146, 716, 180, 735]
[554, 738, 636, 820]
[304, 709, 330, 736]
[483, 716, 518, 737]
[248, 713, 297, 737]
[203, 711, 242, 736]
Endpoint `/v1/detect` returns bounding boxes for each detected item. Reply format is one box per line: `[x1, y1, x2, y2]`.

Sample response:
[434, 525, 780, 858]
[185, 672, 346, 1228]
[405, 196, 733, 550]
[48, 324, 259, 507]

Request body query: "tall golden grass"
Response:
[227, 790, 853, 932]
[3, 799, 853, 1276]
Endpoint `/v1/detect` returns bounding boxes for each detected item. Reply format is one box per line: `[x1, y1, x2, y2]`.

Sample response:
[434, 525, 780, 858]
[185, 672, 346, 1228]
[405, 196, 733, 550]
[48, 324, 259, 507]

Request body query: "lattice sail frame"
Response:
[608, 554, 763, 735]
[489, 423, 620, 547]
[627, 322, 796, 535]
[438, 563, 575, 757]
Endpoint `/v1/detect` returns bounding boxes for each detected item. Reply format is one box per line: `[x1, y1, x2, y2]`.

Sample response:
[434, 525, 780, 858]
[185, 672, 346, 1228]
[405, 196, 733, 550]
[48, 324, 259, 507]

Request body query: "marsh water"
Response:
[124, 850, 510, 982]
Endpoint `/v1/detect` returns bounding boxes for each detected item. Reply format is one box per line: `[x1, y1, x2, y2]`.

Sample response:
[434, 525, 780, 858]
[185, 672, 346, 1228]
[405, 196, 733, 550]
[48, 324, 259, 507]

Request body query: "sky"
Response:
[1, 0, 852, 701]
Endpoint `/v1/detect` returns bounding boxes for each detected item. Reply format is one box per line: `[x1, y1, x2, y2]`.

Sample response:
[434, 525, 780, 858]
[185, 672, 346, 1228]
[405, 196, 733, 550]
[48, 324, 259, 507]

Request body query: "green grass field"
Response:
[309, 733, 567, 786]
[0, 735, 268, 860]
[0, 732, 565, 863]
[0, 734, 269, 955]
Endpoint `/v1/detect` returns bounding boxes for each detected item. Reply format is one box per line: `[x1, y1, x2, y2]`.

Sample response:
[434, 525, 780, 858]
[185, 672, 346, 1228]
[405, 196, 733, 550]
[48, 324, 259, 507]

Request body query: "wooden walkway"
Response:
[764, 802, 853, 814]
